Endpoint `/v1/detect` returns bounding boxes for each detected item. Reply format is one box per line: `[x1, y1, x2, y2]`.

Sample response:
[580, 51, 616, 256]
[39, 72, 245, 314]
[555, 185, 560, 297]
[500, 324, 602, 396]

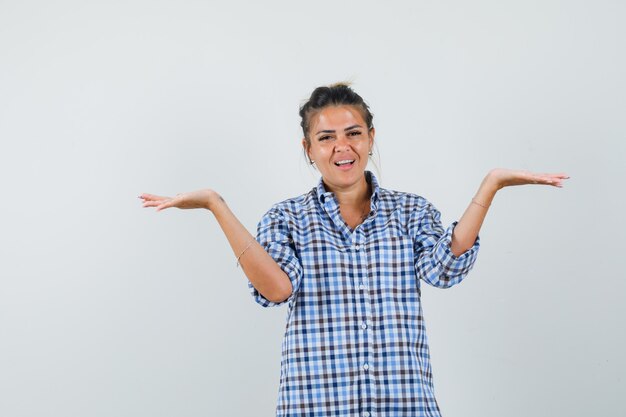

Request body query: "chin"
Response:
[329, 167, 366, 182]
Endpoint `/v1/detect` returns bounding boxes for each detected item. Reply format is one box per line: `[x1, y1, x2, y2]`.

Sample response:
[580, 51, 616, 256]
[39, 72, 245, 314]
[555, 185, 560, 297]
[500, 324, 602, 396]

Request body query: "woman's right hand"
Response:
[140, 188, 292, 303]
[139, 189, 221, 212]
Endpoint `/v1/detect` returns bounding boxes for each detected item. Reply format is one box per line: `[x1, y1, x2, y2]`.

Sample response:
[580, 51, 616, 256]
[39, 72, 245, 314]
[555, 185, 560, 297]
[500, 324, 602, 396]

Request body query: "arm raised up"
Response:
[450, 168, 570, 257]
[139, 190, 293, 304]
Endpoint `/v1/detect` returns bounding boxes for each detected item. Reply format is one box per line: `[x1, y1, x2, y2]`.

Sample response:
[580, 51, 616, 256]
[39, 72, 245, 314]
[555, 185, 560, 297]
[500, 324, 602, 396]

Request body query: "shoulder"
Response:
[376, 185, 443, 232]
[377, 185, 434, 212]
[260, 187, 317, 221]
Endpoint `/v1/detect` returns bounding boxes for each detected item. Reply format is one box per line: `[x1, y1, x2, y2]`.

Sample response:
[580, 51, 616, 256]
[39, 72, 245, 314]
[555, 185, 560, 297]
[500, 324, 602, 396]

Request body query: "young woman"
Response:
[139, 83, 568, 417]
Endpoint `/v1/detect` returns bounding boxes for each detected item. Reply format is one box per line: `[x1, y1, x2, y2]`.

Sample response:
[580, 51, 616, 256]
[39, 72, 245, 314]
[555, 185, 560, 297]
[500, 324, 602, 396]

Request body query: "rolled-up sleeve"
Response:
[247, 206, 303, 307]
[409, 200, 480, 289]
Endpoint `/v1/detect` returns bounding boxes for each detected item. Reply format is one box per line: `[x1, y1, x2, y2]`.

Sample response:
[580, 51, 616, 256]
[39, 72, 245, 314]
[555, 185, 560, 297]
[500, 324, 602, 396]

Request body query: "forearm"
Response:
[450, 174, 499, 256]
[209, 195, 292, 303]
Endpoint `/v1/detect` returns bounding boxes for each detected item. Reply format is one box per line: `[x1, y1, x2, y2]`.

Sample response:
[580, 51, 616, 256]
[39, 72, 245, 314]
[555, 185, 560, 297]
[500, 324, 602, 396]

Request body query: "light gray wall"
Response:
[1, 1, 624, 416]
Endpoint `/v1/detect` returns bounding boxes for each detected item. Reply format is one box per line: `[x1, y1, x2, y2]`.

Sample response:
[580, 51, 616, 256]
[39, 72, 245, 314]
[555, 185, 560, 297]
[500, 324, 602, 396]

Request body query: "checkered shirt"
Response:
[248, 171, 480, 417]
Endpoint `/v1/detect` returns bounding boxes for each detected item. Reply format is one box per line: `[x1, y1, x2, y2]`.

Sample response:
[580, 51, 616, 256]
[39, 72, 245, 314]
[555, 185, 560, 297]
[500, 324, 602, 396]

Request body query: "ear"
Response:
[301, 138, 311, 160]
[368, 127, 375, 149]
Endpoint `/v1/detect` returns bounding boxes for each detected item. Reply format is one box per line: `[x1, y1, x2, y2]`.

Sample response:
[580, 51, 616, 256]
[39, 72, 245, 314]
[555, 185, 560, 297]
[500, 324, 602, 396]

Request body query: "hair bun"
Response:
[328, 81, 353, 88]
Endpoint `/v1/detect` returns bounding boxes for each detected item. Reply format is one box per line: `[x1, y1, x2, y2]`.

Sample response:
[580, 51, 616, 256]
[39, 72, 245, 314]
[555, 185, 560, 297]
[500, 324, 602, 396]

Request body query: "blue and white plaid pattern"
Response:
[248, 171, 480, 417]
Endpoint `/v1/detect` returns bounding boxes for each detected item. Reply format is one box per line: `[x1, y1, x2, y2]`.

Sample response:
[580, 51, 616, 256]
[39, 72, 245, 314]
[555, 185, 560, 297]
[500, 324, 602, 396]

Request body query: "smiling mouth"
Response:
[334, 159, 355, 167]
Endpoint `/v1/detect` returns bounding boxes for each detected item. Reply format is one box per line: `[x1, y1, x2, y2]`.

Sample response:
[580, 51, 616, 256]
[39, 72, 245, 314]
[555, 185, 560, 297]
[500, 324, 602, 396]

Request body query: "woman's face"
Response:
[302, 105, 374, 193]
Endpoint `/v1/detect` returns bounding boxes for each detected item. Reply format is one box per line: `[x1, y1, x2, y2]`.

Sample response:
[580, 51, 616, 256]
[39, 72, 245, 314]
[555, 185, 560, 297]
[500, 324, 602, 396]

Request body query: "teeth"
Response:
[335, 160, 354, 165]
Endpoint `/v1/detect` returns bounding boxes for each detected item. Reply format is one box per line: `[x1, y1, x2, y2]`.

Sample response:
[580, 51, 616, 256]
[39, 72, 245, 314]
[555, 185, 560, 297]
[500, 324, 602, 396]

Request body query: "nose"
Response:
[334, 134, 351, 152]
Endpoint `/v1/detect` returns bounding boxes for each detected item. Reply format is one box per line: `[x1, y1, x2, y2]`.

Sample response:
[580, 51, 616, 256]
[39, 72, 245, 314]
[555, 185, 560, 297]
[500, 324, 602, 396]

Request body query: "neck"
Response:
[323, 173, 371, 207]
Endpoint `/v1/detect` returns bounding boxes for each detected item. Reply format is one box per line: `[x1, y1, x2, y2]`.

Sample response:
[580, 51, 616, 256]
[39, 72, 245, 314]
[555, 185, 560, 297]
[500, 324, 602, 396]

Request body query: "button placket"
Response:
[355, 232, 375, 417]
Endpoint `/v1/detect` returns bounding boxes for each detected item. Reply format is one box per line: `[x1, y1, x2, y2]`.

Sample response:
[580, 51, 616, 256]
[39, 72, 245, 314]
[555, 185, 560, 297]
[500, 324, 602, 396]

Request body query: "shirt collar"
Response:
[315, 170, 380, 209]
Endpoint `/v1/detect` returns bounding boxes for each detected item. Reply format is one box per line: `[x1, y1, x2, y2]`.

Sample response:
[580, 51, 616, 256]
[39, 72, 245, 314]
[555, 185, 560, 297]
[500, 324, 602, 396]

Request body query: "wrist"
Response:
[482, 171, 502, 192]
[206, 191, 224, 211]
[474, 175, 499, 206]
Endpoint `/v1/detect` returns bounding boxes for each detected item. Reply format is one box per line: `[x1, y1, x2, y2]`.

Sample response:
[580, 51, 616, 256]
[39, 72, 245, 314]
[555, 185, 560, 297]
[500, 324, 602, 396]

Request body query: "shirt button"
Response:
[363, 363, 369, 371]
[361, 322, 367, 330]
[354, 244, 361, 251]
[363, 413, 370, 417]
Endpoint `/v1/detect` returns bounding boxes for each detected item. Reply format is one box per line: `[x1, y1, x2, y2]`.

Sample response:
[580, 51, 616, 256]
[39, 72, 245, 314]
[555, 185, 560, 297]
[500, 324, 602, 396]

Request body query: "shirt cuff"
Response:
[247, 249, 301, 308]
[432, 221, 480, 277]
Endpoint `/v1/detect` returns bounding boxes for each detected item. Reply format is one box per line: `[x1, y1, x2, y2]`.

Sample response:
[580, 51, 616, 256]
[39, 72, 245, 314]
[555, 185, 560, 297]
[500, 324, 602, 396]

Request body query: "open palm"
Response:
[139, 189, 219, 212]
[488, 168, 569, 189]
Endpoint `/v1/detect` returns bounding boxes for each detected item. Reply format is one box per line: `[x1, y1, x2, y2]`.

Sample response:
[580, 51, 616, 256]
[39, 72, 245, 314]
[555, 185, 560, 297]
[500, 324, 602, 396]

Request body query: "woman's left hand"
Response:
[450, 168, 569, 255]
[486, 168, 570, 190]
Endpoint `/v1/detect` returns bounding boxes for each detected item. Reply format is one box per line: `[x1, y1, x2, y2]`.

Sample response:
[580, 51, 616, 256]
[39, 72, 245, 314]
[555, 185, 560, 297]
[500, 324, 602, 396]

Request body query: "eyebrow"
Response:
[315, 124, 363, 136]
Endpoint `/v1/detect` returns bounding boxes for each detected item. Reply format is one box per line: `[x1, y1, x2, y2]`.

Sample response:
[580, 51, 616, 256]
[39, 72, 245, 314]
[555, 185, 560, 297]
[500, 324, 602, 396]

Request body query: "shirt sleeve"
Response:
[247, 206, 303, 307]
[408, 199, 480, 289]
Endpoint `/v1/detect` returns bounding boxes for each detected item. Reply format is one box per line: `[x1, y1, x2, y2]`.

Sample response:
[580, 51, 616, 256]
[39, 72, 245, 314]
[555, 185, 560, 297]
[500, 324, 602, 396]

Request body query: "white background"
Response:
[1, 1, 624, 416]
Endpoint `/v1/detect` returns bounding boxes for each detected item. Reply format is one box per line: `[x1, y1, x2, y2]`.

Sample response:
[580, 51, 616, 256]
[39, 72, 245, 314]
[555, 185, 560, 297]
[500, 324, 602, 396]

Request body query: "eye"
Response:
[348, 131, 362, 137]
[318, 135, 332, 141]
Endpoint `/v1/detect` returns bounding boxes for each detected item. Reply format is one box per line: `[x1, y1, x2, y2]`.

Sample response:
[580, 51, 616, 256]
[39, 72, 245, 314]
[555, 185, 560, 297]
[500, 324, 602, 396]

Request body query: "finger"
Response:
[142, 200, 163, 208]
[139, 193, 169, 201]
[155, 202, 172, 211]
[544, 176, 569, 185]
[526, 174, 545, 184]
[529, 177, 555, 186]
[553, 173, 570, 179]
[540, 173, 570, 180]
[543, 178, 565, 187]
[156, 198, 180, 211]
[538, 173, 565, 182]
